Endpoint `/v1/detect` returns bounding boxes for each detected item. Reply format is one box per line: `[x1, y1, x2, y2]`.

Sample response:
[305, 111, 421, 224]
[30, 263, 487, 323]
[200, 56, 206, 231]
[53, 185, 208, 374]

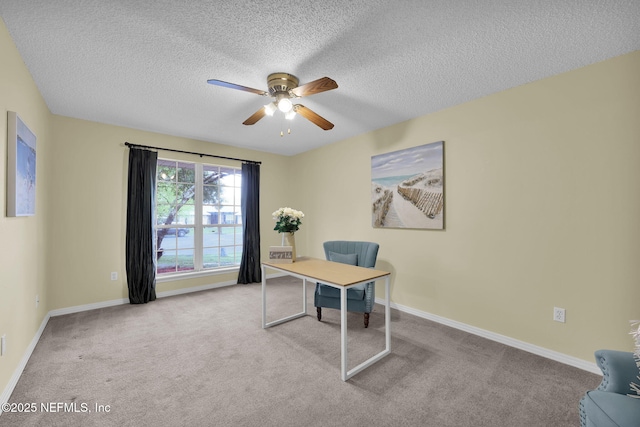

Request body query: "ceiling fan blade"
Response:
[290, 77, 338, 98]
[242, 107, 267, 125]
[294, 105, 334, 130]
[207, 79, 268, 96]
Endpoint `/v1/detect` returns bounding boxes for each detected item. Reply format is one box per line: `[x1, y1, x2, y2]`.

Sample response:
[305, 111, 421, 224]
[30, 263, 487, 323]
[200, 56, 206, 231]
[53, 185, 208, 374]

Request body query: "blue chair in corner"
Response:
[314, 241, 380, 328]
[579, 349, 640, 427]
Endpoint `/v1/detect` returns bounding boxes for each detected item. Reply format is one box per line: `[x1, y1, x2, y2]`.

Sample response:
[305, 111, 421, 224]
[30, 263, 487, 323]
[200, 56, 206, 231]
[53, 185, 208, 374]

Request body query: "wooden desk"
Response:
[261, 256, 391, 381]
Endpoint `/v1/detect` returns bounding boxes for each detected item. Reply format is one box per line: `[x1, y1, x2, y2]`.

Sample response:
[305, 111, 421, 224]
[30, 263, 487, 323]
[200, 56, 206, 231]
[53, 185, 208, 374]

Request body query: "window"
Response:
[155, 158, 243, 276]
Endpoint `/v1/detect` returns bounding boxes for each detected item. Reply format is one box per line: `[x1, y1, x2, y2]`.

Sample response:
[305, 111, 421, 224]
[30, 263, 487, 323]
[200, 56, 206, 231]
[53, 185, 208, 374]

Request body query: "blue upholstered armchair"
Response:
[314, 241, 379, 328]
[579, 349, 640, 427]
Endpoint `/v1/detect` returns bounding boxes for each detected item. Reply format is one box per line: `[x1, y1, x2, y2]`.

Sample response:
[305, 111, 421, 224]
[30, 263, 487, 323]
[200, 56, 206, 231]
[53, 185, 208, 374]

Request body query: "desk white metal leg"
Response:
[302, 277, 307, 314]
[385, 276, 391, 351]
[340, 287, 348, 381]
[262, 265, 308, 329]
[341, 276, 391, 381]
[261, 265, 267, 328]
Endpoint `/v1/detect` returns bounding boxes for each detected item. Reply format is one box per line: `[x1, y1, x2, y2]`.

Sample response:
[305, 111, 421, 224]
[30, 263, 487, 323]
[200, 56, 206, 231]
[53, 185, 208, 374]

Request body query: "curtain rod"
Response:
[124, 142, 261, 164]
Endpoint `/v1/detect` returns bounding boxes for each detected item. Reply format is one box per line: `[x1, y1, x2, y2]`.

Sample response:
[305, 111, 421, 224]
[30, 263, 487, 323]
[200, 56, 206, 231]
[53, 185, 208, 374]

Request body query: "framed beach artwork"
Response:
[371, 141, 444, 230]
[7, 111, 37, 217]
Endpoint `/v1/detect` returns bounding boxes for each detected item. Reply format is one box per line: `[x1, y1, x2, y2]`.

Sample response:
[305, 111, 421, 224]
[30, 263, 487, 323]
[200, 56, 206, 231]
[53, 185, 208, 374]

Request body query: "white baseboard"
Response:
[48, 280, 241, 317]
[0, 312, 51, 410]
[377, 298, 601, 375]
[49, 298, 129, 317]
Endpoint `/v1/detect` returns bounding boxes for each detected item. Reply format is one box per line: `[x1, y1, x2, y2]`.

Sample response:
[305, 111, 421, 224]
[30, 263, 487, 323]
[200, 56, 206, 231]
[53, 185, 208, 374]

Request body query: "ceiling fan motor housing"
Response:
[267, 73, 299, 97]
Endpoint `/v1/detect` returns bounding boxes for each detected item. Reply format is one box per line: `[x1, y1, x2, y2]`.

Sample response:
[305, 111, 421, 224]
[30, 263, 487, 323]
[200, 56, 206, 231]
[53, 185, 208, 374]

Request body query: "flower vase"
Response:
[281, 232, 296, 262]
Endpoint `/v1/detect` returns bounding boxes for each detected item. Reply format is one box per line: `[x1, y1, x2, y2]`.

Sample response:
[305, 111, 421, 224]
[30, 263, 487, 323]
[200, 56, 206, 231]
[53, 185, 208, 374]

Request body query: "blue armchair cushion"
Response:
[318, 252, 364, 300]
[328, 251, 358, 265]
[316, 283, 366, 301]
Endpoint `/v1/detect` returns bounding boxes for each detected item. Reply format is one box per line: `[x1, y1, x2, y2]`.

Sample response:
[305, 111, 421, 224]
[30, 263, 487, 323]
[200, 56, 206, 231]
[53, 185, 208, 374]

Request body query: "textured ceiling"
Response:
[1, 1, 639, 156]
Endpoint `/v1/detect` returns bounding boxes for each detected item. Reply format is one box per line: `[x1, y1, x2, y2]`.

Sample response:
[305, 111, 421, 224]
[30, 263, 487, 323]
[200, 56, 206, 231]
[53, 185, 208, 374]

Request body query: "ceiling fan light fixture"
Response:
[285, 109, 296, 120]
[277, 98, 293, 113]
[264, 102, 277, 116]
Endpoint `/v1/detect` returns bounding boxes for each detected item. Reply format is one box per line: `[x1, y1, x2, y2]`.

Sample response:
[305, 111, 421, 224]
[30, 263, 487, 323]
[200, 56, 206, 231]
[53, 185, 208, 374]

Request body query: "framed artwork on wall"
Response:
[371, 141, 444, 229]
[7, 111, 37, 217]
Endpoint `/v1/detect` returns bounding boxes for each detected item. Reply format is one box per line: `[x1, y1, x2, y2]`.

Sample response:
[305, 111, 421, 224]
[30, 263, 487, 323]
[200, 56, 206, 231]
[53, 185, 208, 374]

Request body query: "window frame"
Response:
[154, 157, 243, 280]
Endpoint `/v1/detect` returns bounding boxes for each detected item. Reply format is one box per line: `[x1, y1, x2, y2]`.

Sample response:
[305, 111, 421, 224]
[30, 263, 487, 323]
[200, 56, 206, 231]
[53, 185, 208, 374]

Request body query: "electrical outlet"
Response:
[553, 307, 566, 323]
[1, 335, 6, 356]
[110, 272, 118, 281]
[36, 294, 39, 308]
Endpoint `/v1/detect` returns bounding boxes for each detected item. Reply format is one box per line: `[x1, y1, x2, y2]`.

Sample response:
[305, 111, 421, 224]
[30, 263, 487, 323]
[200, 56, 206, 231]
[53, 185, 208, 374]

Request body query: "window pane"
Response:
[176, 249, 194, 272]
[156, 182, 177, 205]
[157, 160, 177, 182]
[157, 250, 177, 274]
[203, 209, 219, 225]
[219, 209, 236, 225]
[234, 245, 243, 264]
[157, 228, 192, 248]
[235, 226, 243, 245]
[224, 207, 241, 225]
[177, 183, 196, 202]
[157, 226, 193, 269]
[156, 161, 196, 228]
[203, 226, 220, 247]
[236, 208, 242, 225]
[203, 247, 219, 269]
[203, 184, 219, 204]
[156, 242, 194, 273]
[203, 165, 220, 184]
[177, 162, 195, 183]
[220, 246, 235, 266]
[220, 167, 235, 185]
[219, 185, 234, 205]
[219, 227, 235, 247]
[174, 206, 195, 225]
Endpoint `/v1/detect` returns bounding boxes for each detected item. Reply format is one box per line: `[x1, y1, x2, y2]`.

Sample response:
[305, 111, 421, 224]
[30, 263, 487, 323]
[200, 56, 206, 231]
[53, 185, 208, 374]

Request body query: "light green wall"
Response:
[48, 115, 288, 309]
[2, 11, 639, 399]
[0, 18, 52, 398]
[291, 50, 640, 361]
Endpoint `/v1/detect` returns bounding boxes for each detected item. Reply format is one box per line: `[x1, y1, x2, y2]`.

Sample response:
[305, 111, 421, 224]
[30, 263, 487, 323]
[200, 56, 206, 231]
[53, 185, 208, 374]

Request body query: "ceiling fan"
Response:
[207, 73, 338, 130]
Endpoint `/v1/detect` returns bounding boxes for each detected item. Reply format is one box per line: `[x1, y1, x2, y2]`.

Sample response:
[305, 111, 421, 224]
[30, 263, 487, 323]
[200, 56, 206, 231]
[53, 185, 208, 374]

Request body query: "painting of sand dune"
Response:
[371, 141, 444, 229]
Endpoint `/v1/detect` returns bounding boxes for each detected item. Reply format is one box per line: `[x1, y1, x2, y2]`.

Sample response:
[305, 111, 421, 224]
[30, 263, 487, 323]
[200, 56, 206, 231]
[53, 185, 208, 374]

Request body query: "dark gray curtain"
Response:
[238, 162, 261, 284]
[126, 147, 158, 304]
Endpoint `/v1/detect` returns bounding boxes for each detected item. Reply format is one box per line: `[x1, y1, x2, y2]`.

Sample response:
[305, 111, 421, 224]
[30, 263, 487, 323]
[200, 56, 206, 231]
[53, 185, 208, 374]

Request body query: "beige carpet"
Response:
[1, 276, 600, 426]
